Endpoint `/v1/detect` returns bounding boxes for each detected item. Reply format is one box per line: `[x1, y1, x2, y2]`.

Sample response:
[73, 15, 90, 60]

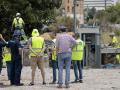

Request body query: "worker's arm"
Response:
[21, 18, 25, 28]
[39, 41, 45, 56]
[70, 35, 76, 48]
[0, 34, 8, 44]
[2, 48, 5, 57]
[28, 38, 38, 56]
[19, 48, 23, 56]
[29, 44, 38, 56]
[56, 35, 60, 54]
[12, 18, 15, 30]
[56, 46, 59, 54]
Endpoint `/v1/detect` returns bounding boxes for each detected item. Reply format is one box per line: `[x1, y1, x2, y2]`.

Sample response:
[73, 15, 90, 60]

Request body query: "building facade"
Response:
[84, 0, 114, 10]
[62, 0, 84, 24]
[116, 0, 120, 3]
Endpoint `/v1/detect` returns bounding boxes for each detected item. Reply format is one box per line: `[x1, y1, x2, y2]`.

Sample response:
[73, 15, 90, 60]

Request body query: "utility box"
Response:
[78, 26, 101, 68]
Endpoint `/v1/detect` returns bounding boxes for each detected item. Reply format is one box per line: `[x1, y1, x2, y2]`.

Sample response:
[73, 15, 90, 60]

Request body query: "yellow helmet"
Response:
[32, 29, 39, 37]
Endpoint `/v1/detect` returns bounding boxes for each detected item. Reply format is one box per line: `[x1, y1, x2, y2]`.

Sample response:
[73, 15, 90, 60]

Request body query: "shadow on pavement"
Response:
[0, 84, 11, 88]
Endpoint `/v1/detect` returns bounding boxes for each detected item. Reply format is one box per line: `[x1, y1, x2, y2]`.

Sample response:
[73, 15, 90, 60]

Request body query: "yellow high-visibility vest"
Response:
[115, 44, 120, 64]
[30, 36, 44, 56]
[72, 39, 85, 61]
[52, 46, 56, 60]
[112, 36, 118, 47]
[12, 17, 24, 28]
[51, 39, 57, 60]
[3, 47, 11, 62]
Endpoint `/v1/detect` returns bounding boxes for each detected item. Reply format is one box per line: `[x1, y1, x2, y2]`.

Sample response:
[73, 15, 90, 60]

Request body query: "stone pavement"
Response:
[0, 67, 120, 90]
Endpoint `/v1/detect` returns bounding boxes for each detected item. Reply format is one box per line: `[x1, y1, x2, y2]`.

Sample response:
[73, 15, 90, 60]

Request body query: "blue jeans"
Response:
[57, 53, 71, 85]
[51, 60, 58, 82]
[73, 61, 83, 80]
[6, 61, 12, 80]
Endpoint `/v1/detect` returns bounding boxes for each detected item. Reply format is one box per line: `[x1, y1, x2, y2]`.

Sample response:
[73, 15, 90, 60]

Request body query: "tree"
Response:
[88, 7, 96, 20]
[0, 0, 62, 36]
[84, 7, 96, 25]
[96, 3, 120, 24]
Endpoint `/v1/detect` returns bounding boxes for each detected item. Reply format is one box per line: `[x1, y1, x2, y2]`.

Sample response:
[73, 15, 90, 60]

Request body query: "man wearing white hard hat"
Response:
[12, 13, 27, 41]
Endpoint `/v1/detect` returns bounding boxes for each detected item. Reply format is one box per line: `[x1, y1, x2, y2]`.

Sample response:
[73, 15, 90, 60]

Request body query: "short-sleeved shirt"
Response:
[7, 40, 22, 60]
[27, 37, 32, 45]
[56, 33, 76, 54]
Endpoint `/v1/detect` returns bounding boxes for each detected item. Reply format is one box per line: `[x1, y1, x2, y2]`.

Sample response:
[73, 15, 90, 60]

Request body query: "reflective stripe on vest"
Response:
[31, 37, 44, 56]
[72, 39, 85, 61]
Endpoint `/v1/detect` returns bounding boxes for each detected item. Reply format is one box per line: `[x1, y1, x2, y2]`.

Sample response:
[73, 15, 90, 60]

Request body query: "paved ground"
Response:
[0, 67, 120, 90]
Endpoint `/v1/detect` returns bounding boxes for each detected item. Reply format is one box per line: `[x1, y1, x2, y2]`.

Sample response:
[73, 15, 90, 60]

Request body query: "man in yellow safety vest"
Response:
[28, 29, 46, 86]
[50, 37, 58, 84]
[3, 47, 11, 80]
[12, 12, 27, 41]
[72, 33, 85, 83]
[110, 33, 120, 64]
[12, 13, 25, 29]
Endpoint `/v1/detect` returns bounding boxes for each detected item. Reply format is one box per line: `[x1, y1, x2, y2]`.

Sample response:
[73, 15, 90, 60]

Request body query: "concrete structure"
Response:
[62, 0, 84, 24]
[112, 0, 120, 5]
[116, 0, 120, 3]
[78, 27, 101, 68]
[84, 0, 114, 10]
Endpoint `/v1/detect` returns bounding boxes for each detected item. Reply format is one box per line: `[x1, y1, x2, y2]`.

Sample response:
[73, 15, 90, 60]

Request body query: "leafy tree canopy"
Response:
[0, 0, 62, 35]
[96, 3, 120, 24]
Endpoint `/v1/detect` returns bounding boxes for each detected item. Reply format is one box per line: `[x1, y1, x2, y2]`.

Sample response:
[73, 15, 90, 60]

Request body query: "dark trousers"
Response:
[0, 59, 3, 74]
[6, 61, 12, 80]
[51, 60, 58, 82]
[73, 61, 83, 80]
[10, 57, 22, 85]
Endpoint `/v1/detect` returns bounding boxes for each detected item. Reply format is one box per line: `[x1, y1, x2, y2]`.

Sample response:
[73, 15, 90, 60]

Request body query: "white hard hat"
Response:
[16, 12, 21, 17]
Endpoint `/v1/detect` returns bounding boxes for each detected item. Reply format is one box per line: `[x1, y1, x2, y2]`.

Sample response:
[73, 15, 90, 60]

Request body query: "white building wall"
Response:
[84, 0, 114, 10]
[62, 0, 84, 24]
[116, 0, 120, 3]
